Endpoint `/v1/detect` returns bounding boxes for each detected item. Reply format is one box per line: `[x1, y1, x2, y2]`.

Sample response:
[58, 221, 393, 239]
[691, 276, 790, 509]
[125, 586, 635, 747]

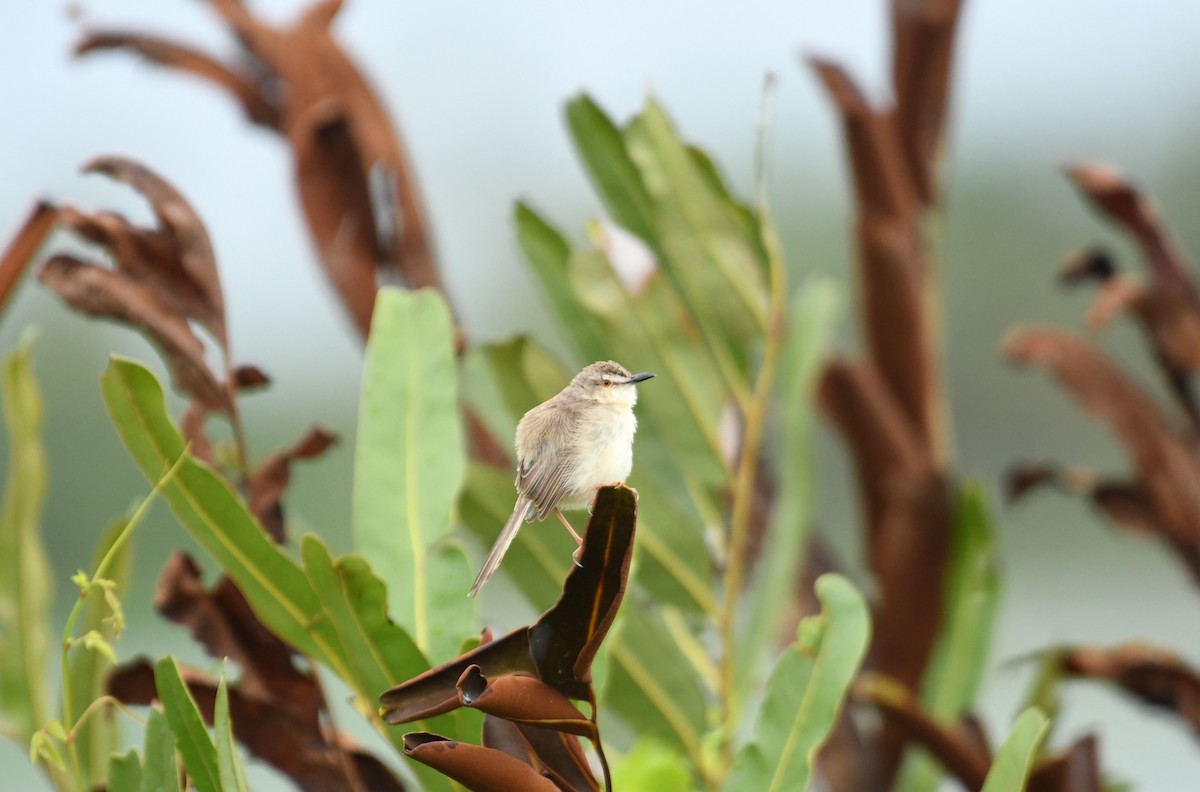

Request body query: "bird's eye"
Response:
[601, 379, 612, 387]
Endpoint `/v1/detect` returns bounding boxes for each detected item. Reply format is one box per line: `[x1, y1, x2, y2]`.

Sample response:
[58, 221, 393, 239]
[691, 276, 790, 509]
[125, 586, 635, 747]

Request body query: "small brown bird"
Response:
[468, 360, 654, 596]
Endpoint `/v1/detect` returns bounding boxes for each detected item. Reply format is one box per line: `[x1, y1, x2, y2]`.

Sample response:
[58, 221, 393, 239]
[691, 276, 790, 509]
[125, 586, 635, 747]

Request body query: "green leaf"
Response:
[564, 94, 658, 247]
[624, 100, 767, 369]
[141, 707, 182, 792]
[514, 203, 609, 364]
[353, 287, 468, 657]
[154, 656, 219, 792]
[612, 740, 695, 792]
[107, 748, 143, 792]
[100, 357, 345, 669]
[299, 536, 458, 792]
[0, 333, 53, 739]
[897, 481, 1001, 792]
[603, 606, 709, 768]
[214, 672, 250, 792]
[980, 708, 1049, 792]
[737, 280, 840, 699]
[722, 574, 871, 792]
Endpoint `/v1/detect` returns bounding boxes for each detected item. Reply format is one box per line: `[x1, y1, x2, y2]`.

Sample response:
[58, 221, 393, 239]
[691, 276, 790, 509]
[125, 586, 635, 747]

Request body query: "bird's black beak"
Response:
[626, 372, 655, 384]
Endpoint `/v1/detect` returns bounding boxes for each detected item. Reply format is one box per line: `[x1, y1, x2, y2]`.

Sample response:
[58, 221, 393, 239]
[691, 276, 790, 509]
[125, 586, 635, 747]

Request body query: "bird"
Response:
[468, 360, 654, 597]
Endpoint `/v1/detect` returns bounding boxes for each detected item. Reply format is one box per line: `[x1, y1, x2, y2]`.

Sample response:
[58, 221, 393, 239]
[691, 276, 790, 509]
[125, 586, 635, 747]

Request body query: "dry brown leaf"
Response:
[38, 254, 228, 409]
[810, 59, 934, 451]
[1004, 327, 1200, 553]
[248, 426, 338, 542]
[110, 660, 403, 792]
[0, 202, 58, 314]
[890, 0, 965, 205]
[1062, 644, 1200, 739]
[109, 552, 401, 791]
[75, 31, 279, 126]
[855, 673, 991, 791]
[818, 360, 951, 778]
[76, 0, 443, 339]
[1028, 735, 1104, 792]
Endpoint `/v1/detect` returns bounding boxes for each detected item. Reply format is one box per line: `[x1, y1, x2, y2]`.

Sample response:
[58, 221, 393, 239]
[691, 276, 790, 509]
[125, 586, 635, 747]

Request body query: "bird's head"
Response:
[573, 360, 655, 407]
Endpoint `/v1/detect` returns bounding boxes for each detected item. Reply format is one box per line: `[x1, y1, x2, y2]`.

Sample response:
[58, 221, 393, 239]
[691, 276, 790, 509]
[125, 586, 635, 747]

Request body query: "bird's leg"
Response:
[555, 508, 585, 567]
[555, 508, 583, 544]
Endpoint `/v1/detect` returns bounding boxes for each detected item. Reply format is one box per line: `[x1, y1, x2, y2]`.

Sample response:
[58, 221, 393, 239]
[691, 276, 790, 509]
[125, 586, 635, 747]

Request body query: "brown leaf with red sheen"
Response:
[482, 718, 601, 792]
[76, 0, 443, 339]
[248, 425, 338, 542]
[1028, 735, 1104, 792]
[456, 667, 594, 738]
[1062, 644, 1200, 738]
[109, 660, 404, 792]
[890, 0, 964, 205]
[38, 254, 229, 409]
[0, 202, 57, 314]
[855, 673, 991, 791]
[1004, 328, 1200, 556]
[403, 733, 559, 792]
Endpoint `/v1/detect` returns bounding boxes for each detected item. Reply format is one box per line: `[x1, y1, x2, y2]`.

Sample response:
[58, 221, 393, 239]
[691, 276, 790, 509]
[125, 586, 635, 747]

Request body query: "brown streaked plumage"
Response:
[468, 360, 654, 596]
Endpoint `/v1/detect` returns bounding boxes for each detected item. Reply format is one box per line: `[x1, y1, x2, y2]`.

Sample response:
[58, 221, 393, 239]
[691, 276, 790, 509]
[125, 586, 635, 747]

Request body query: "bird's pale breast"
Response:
[563, 405, 637, 508]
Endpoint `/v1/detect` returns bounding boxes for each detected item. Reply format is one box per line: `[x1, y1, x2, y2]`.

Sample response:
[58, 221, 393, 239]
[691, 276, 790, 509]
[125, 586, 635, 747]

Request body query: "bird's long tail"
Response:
[468, 495, 533, 597]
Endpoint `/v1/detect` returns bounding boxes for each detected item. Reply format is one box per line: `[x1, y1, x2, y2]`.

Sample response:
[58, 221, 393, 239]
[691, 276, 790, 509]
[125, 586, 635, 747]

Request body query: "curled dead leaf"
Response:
[1003, 328, 1200, 558]
[38, 254, 228, 409]
[248, 425, 338, 542]
[1061, 644, 1200, 740]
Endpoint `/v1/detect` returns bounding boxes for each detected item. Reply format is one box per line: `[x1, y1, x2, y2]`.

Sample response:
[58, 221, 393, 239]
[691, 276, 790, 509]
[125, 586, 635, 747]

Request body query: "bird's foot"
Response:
[572, 543, 584, 567]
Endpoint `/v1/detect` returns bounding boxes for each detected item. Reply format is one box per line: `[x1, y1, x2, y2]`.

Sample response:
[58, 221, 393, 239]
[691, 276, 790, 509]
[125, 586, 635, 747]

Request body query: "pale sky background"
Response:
[2, 1, 1200, 789]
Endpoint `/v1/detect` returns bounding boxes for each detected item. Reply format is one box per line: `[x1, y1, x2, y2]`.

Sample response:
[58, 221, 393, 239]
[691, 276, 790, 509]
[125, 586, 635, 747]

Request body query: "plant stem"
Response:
[717, 137, 788, 773]
[58, 448, 187, 789]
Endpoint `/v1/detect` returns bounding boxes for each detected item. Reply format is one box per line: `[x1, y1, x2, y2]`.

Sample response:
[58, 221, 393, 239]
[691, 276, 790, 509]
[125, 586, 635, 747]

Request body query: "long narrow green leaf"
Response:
[213, 673, 249, 792]
[140, 707, 181, 792]
[154, 657, 219, 792]
[980, 708, 1049, 792]
[722, 574, 871, 792]
[353, 287, 470, 658]
[107, 748, 143, 792]
[625, 100, 767, 370]
[299, 535, 460, 792]
[564, 94, 658, 246]
[897, 482, 1002, 792]
[514, 203, 609, 364]
[736, 280, 840, 703]
[69, 516, 135, 788]
[0, 333, 53, 739]
[603, 606, 709, 767]
[100, 357, 346, 670]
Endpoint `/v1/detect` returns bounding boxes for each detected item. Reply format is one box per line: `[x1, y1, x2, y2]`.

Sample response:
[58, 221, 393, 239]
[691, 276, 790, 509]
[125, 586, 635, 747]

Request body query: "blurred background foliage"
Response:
[2, 0, 1200, 788]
